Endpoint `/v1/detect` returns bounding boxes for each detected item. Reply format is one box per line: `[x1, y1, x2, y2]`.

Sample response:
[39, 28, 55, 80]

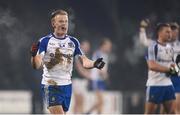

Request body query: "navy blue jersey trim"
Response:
[144, 48, 148, 60]
[39, 35, 51, 53]
[154, 44, 158, 60]
[52, 33, 67, 40]
[69, 37, 82, 56]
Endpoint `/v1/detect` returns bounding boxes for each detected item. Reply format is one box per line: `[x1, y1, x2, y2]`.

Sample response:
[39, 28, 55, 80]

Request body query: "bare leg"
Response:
[86, 90, 104, 114]
[48, 105, 64, 114]
[175, 93, 180, 114]
[163, 100, 176, 114]
[159, 104, 166, 114]
[144, 102, 158, 114]
[96, 91, 103, 114]
[73, 93, 84, 113]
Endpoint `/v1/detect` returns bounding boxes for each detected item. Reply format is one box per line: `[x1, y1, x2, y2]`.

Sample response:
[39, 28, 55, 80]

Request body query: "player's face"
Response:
[171, 29, 179, 41]
[159, 27, 172, 42]
[102, 41, 112, 53]
[52, 14, 68, 36]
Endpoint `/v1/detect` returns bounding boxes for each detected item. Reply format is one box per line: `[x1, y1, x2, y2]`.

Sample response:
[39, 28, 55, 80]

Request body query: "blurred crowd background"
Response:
[0, 0, 180, 114]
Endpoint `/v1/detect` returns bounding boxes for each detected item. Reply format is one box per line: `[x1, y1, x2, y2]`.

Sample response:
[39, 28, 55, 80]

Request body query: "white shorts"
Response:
[72, 78, 88, 95]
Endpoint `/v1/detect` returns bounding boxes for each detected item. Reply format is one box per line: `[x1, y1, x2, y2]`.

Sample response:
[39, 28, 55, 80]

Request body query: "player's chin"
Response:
[61, 31, 67, 35]
[57, 30, 67, 35]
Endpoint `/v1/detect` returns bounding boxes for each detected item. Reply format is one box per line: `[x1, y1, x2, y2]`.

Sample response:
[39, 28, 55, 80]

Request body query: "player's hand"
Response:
[140, 19, 149, 28]
[176, 54, 180, 69]
[30, 42, 39, 57]
[168, 65, 179, 76]
[94, 58, 105, 69]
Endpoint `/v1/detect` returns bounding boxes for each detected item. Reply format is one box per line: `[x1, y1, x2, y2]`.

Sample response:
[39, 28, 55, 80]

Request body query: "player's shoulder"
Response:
[39, 34, 53, 42]
[67, 35, 79, 42]
[148, 41, 158, 49]
[67, 35, 80, 45]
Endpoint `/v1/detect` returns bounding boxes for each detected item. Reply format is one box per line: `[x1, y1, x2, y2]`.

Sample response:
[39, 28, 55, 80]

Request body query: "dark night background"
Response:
[0, 0, 180, 113]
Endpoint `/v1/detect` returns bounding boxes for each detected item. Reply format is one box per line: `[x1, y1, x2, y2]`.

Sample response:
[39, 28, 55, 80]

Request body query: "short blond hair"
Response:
[51, 9, 68, 20]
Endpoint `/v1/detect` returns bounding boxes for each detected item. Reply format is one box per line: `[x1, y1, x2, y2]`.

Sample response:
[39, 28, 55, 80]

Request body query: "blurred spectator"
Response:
[72, 40, 91, 113]
[86, 38, 112, 114]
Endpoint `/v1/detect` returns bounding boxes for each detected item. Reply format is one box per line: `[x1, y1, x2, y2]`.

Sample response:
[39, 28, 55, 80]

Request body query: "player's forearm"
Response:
[79, 55, 105, 69]
[139, 27, 149, 46]
[147, 61, 170, 73]
[82, 59, 94, 69]
[31, 55, 43, 69]
[80, 55, 94, 69]
[75, 61, 91, 78]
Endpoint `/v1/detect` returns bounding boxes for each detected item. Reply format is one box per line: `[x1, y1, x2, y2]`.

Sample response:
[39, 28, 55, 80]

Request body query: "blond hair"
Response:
[51, 9, 68, 20]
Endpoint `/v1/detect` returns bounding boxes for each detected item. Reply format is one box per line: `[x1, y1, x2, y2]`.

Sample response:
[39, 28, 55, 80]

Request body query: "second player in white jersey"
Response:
[144, 23, 177, 114]
[146, 42, 174, 86]
[171, 39, 180, 61]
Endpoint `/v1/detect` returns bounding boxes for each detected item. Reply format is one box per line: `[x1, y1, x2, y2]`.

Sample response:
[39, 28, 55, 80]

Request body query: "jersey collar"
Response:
[156, 40, 167, 46]
[52, 33, 67, 40]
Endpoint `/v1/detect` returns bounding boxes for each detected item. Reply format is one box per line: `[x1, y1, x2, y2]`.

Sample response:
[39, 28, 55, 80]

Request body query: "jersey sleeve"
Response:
[145, 44, 158, 61]
[37, 37, 50, 57]
[70, 37, 83, 56]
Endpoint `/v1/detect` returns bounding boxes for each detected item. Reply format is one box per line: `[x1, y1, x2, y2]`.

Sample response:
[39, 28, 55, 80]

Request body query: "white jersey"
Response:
[146, 42, 174, 86]
[91, 50, 109, 80]
[37, 34, 83, 85]
[171, 39, 180, 61]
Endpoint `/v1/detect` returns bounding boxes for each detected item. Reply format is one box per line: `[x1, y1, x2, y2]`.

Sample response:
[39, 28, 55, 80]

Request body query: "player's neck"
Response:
[157, 39, 166, 46]
[53, 32, 66, 39]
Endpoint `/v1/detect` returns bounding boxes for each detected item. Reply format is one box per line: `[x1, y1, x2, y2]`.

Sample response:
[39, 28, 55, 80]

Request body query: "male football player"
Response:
[145, 23, 177, 114]
[86, 38, 112, 114]
[169, 22, 180, 113]
[30, 9, 105, 114]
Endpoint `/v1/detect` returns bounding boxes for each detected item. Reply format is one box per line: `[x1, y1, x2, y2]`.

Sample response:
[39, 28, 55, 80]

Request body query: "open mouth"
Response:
[61, 27, 66, 31]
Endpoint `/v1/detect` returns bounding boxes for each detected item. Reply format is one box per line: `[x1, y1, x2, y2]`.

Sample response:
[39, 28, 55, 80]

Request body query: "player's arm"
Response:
[30, 42, 43, 69]
[79, 55, 105, 69]
[75, 58, 91, 79]
[31, 55, 43, 69]
[147, 60, 179, 76]
[79, 55, 94, 69]
[139, 19, 152, 46]
[146, 44, 178, 75]
[73, 38, 105, 70]
[147, 60, 170, 72]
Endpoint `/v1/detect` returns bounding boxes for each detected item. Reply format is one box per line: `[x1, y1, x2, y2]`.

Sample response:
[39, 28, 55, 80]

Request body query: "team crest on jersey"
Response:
[49, 42, 55, 46]
[165, 49, 173, 54]
[68, 42, 74, 48]
[59, 43, 65, 48]
[51, 96, 56, 102]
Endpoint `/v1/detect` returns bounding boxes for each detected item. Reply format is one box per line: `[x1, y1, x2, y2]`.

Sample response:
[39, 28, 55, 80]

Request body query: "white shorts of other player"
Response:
[72, 78, 88, 95]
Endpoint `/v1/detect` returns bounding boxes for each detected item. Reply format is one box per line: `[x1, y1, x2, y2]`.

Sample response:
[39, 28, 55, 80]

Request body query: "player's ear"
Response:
[51, 19, 55, 28]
